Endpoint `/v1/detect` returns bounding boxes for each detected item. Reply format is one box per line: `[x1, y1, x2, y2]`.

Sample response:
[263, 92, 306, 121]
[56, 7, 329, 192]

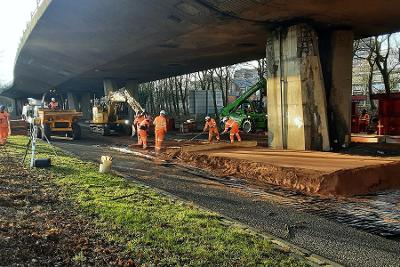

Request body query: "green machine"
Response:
[220, 79, 267, 133]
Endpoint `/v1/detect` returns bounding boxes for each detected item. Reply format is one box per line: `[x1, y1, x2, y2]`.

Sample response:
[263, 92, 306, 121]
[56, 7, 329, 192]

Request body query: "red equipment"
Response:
[371, 93, 400, 136]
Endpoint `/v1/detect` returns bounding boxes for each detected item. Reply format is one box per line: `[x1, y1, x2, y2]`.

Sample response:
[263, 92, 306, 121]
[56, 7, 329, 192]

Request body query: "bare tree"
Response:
[373, 34, 400, 94]
[354, 38, 377, 109]
[209, 69, 219, 120]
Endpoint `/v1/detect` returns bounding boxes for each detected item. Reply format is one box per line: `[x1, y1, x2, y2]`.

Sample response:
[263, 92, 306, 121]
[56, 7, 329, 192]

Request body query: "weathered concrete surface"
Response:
[328, 31, 354, 149]
[79, 92, 92, 120]
[266, 24, 330, 151]
[4, 0, 400, 97]
[67, 92, 78, 110]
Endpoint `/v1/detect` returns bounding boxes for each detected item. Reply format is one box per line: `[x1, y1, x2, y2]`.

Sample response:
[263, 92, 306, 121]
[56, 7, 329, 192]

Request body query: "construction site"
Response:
[1, 0, 400, 266]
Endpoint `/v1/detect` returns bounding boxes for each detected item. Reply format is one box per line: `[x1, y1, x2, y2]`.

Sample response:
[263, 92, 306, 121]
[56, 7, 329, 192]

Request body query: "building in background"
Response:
[231, 68, 259, 97]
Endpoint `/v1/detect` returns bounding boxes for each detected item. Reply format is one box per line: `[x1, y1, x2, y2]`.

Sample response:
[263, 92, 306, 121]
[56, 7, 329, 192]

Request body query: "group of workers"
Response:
[133, 109, 241, 153]
[133, 110, 168, 153]
[203, 116, 241, 143]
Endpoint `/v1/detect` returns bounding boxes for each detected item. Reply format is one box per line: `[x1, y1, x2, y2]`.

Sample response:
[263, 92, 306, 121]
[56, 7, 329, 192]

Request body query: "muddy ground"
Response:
[120, 128, 400, 197]
[0, 148, 133, 266]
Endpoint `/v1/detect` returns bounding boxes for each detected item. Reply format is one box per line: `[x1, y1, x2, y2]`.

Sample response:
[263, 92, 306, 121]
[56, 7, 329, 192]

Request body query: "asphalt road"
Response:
[50, 131, 400, 267]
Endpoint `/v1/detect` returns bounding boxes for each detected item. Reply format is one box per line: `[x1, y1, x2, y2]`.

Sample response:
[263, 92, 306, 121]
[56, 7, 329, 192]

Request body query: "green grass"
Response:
[6, 136, 308, 266]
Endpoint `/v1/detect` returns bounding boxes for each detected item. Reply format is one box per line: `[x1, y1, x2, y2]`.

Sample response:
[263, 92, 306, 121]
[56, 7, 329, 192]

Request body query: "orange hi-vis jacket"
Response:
[153, 115, 167, 132]
[0, 112, 9, 128]
[204, 118, 217, 130]
[49, 101, 59, 109]
[138, 118, 150, 131]
[225, 119, 239, 134]
[134, 115, 145, 126]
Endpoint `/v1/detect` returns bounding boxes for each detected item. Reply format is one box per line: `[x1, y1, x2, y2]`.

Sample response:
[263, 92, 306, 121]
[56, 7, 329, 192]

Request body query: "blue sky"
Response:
[0, 0, 37, 86]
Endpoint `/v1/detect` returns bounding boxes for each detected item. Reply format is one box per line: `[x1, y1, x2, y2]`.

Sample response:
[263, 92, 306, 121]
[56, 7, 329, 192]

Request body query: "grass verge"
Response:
[5, 136, 308, 266]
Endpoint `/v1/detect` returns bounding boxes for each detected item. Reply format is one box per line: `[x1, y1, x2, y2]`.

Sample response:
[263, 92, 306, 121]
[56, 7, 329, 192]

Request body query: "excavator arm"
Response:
[220, 79, 265, 117]
[108, 87, 144, 115]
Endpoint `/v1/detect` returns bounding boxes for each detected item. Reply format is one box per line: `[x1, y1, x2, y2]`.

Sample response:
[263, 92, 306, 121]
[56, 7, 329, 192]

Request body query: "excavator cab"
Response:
[91, 97, 131, 135]
[90, 88, 143, 136]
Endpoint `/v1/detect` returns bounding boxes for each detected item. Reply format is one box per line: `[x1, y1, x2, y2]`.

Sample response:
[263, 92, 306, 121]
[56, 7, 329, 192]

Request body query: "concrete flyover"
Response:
[3, 0, 400, 150]
[4, 0, 400, 98]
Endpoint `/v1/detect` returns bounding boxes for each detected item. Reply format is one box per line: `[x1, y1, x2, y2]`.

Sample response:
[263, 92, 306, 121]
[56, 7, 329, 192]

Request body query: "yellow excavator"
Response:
[90, 88, 144, 136]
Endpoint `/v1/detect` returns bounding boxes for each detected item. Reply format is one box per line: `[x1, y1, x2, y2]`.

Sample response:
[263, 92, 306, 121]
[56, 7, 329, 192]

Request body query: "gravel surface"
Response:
[52, 131, 400, 267]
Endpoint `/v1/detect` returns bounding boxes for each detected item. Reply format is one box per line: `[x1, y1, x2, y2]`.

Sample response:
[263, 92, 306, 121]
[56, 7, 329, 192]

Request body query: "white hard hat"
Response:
[205, 116, 211, 121]
[222, 117, 228, 122]
[160, 110, 166, 115]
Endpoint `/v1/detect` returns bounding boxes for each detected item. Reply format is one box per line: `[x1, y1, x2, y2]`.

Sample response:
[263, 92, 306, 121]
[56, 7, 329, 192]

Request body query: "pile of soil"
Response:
[0, 150, 133, 266]
[179, 152, 400, 197]
[179, 152, 324, 194]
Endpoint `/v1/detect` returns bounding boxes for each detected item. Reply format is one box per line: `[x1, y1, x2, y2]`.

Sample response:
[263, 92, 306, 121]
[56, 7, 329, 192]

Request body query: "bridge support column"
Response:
[266, 24, 330, 151]
[103, 79, 118, 96]
[80, 93, 92, 120]
[326, 31, 354, 149]
[67, 92, 78, 110]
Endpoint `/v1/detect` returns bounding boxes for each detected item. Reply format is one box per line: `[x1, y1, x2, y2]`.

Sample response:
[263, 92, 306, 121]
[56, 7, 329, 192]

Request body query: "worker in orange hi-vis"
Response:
[359, 109, 370, 133]
[153, 110, 168, 153]
[0, 105, 11, 146]
[48, 98, 59, 110]
[203, 116, 220, 143]
[133, 112, 145, 145]
[137, 113, 151, 149]
[222, 116, 241, 143]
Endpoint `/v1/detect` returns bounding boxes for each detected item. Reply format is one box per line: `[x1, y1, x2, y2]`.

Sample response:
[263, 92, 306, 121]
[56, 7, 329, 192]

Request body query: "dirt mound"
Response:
[179, 152, 400, 197]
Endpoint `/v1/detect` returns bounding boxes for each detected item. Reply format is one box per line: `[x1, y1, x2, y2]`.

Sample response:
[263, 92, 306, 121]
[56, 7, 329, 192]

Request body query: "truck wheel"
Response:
[123, 124, 132, 136]
[242, 119, 253, 133]
[72, 123, 82, 140]
[42, 124, 52, 141]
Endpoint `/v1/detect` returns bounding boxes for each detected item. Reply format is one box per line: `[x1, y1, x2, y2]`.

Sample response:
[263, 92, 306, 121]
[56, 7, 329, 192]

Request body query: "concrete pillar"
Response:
[80, 92, 92, 120]
[103, 79, 118, 96]
[266, 24, 330, 151]
[328, 31, 354, 149]
[125, 80, 139, 121]
[0, 96, 17, 118]
[14, 98, 24, 118]
[67, 92, 78, 110]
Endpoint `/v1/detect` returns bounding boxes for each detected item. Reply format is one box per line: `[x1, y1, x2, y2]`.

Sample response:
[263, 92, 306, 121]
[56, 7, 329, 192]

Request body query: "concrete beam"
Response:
[80, 92, 92, 120]
[0, 96, 17, 119]
[266, 24, 330, 151]
[328, 31, 354, 149]
[103, 79, 118, 96]
[67, 92, 78, 110]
